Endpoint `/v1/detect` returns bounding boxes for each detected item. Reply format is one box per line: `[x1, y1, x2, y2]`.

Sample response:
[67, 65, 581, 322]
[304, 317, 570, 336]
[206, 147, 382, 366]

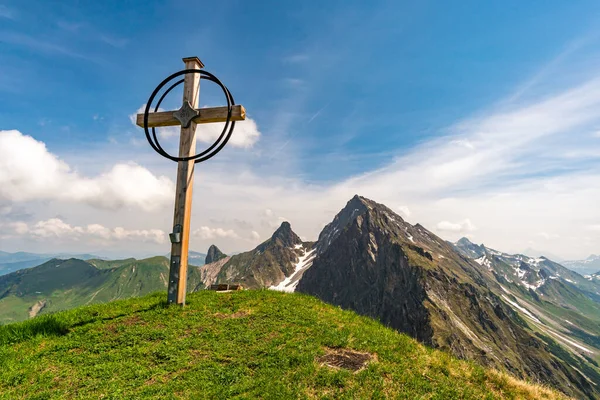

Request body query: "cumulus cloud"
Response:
[192, 226, 239, 240]
[436, 219, 476, 233]
[196, 118, 260, 148]
[0, 130, 173, 211]
[2, 218, 166, 244]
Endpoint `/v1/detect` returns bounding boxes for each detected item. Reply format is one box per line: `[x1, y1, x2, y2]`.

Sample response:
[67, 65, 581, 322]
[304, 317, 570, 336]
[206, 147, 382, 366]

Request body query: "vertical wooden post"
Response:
[167, 56, 204, 305]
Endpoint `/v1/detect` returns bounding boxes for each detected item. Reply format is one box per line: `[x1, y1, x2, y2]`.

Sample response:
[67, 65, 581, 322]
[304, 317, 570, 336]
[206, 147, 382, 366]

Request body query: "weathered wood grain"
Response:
[135, 105, 246, 128]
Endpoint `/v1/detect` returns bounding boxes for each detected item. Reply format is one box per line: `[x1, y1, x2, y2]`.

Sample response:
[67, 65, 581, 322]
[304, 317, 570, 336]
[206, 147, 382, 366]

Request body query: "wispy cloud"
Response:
[56, 20, 83, 32]
[0, 5, 15, 19]
[283, 54, 310, 64]
[307, 101, 330, 124]
[56, 19, 129, 48]
[100, 34, 128, 48]
[0, 32, 104, 63]
[506, 36, 593, 103]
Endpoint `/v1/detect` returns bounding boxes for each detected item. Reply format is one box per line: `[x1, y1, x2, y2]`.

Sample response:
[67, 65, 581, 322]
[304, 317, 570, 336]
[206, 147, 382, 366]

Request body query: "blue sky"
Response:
[2, 1, 600, 260]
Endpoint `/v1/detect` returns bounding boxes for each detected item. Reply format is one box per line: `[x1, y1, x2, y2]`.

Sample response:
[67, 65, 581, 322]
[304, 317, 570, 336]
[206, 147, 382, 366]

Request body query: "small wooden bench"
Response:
[209, 284, 244, 292]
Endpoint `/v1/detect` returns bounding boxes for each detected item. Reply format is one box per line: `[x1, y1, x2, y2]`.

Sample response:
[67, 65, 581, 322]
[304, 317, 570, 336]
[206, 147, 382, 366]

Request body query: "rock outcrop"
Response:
[205, 245, 227, 265]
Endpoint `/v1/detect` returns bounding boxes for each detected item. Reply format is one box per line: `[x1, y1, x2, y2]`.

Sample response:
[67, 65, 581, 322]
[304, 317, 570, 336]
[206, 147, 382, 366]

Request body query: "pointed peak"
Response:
[274, 221, 292, 233]
[339, 194, 373, 215]
[350, 194, 379, 207]
[270, 221, 301, 248]
[457, 237, 474, 245]
[205, 245, 226, 264]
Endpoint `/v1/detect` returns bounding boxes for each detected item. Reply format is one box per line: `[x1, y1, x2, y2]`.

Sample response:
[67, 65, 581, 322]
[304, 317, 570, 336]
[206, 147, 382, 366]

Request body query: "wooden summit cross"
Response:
[135, 57, 246, 306]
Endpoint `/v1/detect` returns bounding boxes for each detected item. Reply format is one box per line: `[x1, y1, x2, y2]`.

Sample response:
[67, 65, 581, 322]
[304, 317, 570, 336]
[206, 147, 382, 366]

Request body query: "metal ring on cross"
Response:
[142, 68, 236, 163]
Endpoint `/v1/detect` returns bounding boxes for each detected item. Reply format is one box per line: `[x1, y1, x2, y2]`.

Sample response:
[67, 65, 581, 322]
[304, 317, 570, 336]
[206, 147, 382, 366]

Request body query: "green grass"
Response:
[0, 290, 565, 399]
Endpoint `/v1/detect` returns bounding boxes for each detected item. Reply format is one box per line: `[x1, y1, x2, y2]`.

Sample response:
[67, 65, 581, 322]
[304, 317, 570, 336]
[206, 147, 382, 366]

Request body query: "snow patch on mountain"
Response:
[501, 294, 541, 324]
[475, 255, 492, 270]
[270, 248, 316, 293]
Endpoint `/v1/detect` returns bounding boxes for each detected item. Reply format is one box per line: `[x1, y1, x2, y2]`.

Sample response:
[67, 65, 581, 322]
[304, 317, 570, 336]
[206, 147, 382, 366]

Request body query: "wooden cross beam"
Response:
[136, 56, 246, 306]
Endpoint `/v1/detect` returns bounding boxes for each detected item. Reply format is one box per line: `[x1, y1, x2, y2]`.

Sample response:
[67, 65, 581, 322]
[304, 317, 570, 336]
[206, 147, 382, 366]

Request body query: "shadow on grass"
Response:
[0, 299, 170, 346]
[0, 315, 69, 345]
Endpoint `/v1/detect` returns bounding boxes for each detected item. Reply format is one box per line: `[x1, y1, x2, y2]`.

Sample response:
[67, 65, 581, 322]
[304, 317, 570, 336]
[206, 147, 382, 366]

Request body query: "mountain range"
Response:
[199, 195, 600, 399]
[0, 251, 100, 276]
[563, 254, 600, 276]
[1, 195, 599, 398]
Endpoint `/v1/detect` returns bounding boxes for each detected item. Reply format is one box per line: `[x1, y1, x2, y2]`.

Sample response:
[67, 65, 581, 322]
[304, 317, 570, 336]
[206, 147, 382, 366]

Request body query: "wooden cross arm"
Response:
[135, 105, 246, 128]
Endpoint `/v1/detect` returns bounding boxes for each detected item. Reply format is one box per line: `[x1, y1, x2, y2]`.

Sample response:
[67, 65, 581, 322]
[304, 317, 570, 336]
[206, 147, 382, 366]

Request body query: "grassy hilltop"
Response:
[0, 290, 565, 399]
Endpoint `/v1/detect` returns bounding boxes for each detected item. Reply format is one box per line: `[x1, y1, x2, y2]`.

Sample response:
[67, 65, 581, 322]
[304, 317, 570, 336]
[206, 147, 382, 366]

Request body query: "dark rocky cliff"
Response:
[205, 245, 226, 265]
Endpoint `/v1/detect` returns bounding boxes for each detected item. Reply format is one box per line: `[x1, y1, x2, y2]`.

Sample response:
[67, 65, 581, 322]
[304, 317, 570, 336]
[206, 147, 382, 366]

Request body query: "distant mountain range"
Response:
[0, 250, 208, 277]
[0, 251, 100, 276]
[2, 195, 599, 398]
[563, 254, 600, 276]
[165, 250, 207, 266]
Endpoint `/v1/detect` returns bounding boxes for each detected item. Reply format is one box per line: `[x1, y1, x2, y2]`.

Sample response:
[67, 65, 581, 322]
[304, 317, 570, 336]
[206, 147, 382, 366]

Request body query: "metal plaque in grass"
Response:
[317, 348, 375, 372]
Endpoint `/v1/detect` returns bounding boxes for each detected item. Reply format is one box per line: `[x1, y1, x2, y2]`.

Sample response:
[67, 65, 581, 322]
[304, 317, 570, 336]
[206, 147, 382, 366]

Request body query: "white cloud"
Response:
[250, 231, 260, 241]
[196, 118, 260, 149]
[192, 226, 239, 240]
[29, 218, 84, 238]
[397, 205, 411, 218]
[283, 54, 310, 63]
[436, 219, 476, 233]
[0, 130, 173, 211]
[3, 218, 166, 244]
[9, 221, 29, 235]
[537, 232, 560, 240]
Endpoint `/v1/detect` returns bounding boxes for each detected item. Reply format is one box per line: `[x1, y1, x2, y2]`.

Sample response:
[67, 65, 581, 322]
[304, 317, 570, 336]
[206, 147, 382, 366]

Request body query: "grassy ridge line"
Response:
[0, 290, 565, 399]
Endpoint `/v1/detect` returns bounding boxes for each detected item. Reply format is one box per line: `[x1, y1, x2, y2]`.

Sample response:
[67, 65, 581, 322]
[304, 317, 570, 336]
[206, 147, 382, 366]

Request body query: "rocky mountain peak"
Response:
[205, 245, 226, 264]
[316, 195, 388, 255]
[454, 237, 486, 259]
[270, 221, 302, 248]
[457, 237, 474, 246]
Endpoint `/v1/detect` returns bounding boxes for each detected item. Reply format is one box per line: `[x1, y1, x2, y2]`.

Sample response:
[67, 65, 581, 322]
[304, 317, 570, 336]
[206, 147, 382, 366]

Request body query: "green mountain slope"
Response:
[0, 290, 565, 399]
[0, 257, 204, 324]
